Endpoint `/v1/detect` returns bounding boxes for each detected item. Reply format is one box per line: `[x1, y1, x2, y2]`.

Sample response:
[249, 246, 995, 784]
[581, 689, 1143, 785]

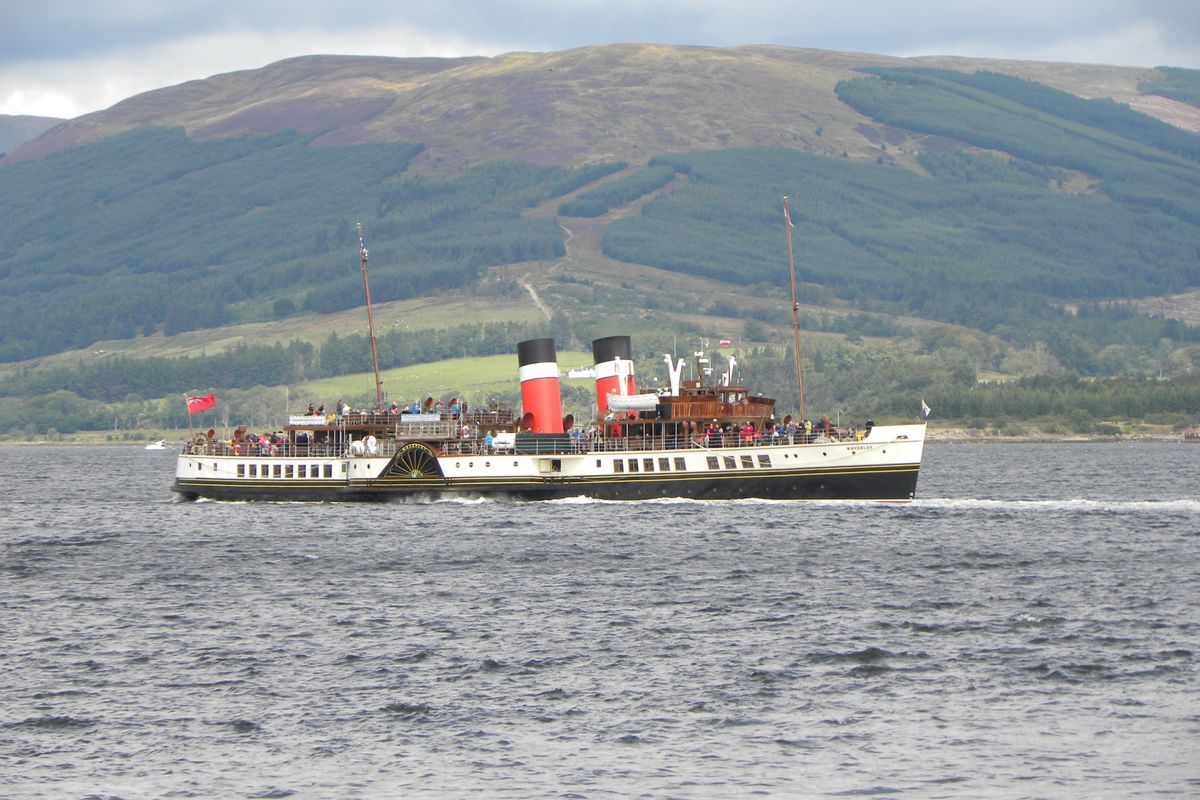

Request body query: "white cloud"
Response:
[1, 23, 514, 119]
[906, 21, 1188, 69]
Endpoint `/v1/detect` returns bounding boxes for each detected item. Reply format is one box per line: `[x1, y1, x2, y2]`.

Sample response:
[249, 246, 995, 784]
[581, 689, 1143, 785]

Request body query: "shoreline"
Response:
[927, 433, 1188, 444]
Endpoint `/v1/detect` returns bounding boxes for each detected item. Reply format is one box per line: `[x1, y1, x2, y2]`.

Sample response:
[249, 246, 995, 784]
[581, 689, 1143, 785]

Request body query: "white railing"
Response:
[184, 430, 856, 459]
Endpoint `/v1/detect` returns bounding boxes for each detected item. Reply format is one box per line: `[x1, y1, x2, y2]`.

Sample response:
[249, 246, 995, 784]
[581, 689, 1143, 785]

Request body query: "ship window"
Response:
[706, 456, 719, 470]
[237, 464, 245, 477]
[298, 464, 307, 478]
[723, 456, 736, 469]
[628, 459, 639, 473]
[674, 457, 686, 470]
[248, 464, 256, 477]
[324, 464, 332, 478]
[643, 458, 654, 472]
[262, 463, 270, 477]
[274, 464, 282, 478]
[741, 455, 754, 469]
[614, 459, 624, 473]
[757, 454, 771, 467]
[312, 464, 320, 477]
[596, 459, 602, 468]
[285, 465, 294, 478]
[659, 458, 671, 471]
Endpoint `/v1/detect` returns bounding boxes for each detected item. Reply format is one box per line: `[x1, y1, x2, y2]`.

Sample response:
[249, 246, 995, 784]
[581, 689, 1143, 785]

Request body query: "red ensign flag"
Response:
[186, 393, 216, 414]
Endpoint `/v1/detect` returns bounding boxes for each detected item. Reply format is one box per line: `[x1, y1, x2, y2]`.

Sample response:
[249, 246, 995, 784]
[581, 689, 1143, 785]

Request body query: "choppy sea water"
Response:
[1, 442, 1197, 799]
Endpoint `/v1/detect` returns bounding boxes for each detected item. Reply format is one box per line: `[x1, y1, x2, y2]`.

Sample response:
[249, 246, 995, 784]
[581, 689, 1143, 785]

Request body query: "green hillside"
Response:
[0, 127, 600, 360]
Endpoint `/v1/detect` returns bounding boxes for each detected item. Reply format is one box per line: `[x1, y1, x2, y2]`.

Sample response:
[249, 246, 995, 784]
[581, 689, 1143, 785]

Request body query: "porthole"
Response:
[485, 461, 491, 467]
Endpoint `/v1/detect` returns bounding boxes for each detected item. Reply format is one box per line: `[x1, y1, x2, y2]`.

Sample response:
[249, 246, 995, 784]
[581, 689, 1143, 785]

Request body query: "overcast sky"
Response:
[2, 0, 1198, 119]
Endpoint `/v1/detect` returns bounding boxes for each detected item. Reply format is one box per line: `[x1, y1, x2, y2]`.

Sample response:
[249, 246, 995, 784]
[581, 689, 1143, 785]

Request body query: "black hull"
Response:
[174, 462, 920, 503]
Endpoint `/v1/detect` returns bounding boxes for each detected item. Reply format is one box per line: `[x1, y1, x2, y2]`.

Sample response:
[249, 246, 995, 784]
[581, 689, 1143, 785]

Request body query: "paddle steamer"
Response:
[173, 333, 924, 502]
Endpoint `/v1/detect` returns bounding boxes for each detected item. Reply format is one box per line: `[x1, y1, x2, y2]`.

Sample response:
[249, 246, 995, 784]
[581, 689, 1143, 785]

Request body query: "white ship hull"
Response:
[174, 424, 925, 502]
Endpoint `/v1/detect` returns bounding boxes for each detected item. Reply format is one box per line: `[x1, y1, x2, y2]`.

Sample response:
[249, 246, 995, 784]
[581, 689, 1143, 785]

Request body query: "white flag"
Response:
[921, 399, 932, 418]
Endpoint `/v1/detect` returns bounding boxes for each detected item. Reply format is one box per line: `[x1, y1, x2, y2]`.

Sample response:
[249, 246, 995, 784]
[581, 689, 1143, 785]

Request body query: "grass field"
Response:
[0, 294, 544, 377]
[296, 350, 595, 408]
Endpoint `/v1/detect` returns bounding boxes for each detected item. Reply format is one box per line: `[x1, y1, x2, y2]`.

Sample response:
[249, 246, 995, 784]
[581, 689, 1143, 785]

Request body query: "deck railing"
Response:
[183, 430, 847, 459]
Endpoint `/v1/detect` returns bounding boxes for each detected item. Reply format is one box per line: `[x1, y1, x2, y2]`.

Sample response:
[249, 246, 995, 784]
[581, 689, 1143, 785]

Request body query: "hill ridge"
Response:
[3, 44, 1177, 169]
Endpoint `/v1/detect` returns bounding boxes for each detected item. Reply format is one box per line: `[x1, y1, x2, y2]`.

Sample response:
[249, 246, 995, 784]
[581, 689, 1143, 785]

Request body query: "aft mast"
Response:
[783, 196, 806, 421]
[356, 222, 384, 410]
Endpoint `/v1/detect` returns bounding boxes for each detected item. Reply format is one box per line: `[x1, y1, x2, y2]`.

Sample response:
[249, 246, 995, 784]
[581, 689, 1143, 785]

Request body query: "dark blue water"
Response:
[1, 443, 1197, 798]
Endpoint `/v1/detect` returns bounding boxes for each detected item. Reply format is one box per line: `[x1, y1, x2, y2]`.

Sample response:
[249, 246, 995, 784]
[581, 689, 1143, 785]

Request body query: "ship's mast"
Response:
[356, 222, 384, 410]
[783, 196, 806, 421]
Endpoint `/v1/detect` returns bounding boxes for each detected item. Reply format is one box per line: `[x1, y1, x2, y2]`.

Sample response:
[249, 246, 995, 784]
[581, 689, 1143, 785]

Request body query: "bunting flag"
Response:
[921, 399, 932, 418]
[718, 339, 732, 347]
[186, 393, 216, 414]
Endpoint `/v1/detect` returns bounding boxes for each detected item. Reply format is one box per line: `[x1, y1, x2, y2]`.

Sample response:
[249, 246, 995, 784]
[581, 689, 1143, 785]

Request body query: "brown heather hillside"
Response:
[5, 44, 1187, 171]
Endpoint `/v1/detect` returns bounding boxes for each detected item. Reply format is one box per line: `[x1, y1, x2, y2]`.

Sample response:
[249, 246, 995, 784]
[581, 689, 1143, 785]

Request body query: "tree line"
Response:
[557, 164, 677, 217]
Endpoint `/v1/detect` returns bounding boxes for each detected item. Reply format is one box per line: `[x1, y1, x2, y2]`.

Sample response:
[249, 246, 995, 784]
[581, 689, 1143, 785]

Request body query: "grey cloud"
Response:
[3, 1, 1197, 66]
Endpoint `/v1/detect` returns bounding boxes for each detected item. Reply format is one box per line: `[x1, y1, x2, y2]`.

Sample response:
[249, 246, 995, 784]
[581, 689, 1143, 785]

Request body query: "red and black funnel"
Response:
[517, 338, 564, 434]
[592, 335, 637, 418]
